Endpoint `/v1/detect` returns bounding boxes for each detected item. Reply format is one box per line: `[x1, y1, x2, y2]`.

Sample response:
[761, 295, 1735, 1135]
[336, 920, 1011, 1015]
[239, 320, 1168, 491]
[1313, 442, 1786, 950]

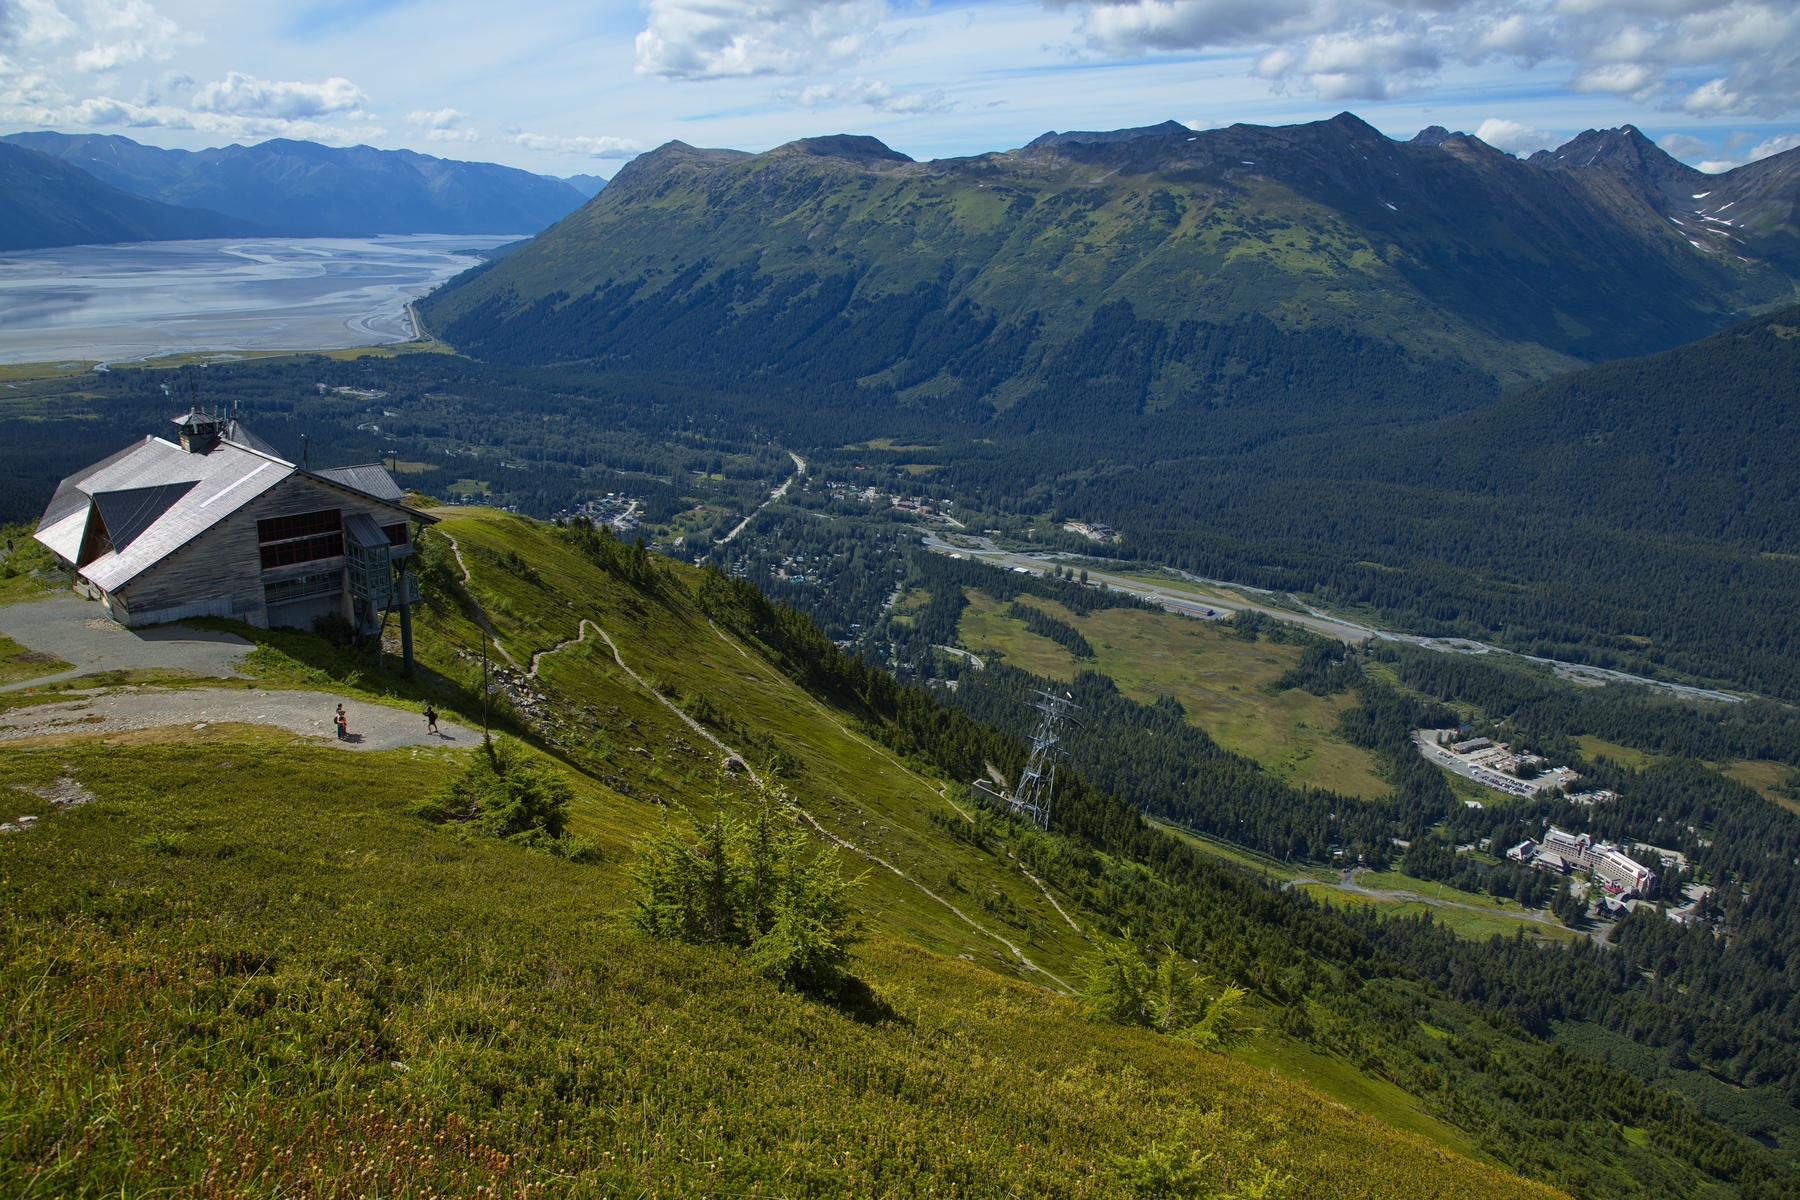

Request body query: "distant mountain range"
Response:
[420, 113, 1800, 398]
[0, 140, 255, 250]
[1, 131, 597, 244]
[562, 174, 609, 200]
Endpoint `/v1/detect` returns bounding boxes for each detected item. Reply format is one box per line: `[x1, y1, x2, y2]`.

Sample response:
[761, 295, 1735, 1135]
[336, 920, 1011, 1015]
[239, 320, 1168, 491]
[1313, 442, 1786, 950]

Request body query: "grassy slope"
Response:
[0, 512, 1558, 1197]
[425, 510, 1091, 987]
[373, 513, 1587, 1150]
[957, 589, 1388, 798]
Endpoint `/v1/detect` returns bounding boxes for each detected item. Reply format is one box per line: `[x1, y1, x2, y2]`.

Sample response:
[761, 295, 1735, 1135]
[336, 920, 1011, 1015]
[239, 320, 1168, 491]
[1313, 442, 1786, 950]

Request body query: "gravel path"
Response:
[0, 687, 475, 750]
[0, 592, 251, 692]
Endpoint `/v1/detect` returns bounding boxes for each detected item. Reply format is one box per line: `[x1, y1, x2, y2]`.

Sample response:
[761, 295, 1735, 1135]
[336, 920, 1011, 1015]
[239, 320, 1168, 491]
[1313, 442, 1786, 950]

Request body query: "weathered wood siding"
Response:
[114, 474, 415, 628]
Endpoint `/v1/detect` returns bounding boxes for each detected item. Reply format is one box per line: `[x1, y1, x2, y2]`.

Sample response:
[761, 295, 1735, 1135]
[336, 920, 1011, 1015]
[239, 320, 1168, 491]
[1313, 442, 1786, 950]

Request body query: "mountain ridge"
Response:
[3, 131, 588, 237]
[420, 111, 1799, 412]
[0, 140, 255, 250]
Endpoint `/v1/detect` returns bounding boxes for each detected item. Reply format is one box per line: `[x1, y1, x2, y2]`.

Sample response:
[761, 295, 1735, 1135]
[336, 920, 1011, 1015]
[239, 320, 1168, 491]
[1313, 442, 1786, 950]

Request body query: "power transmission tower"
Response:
[1010, 690, 1078, 830]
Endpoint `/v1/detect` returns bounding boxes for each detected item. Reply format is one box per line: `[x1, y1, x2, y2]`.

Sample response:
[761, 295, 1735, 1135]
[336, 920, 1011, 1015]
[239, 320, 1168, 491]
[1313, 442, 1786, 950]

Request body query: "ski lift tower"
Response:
[1010, 689, 1079, 830]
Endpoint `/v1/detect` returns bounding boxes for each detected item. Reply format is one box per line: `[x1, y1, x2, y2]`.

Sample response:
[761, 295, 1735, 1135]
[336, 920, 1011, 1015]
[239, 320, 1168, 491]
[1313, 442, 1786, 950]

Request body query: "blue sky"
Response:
[1, 0, 1796, 177]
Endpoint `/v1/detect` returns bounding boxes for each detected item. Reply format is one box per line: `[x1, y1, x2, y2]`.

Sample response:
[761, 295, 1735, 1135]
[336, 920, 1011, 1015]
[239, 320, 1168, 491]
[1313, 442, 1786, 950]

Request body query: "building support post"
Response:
[399, 597, 414, 676]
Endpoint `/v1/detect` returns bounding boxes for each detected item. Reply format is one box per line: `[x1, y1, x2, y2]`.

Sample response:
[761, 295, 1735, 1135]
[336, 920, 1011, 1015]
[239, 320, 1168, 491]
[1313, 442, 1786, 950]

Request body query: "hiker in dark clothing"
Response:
[425, 705, 439, 735]
[335, 703, 348, 740]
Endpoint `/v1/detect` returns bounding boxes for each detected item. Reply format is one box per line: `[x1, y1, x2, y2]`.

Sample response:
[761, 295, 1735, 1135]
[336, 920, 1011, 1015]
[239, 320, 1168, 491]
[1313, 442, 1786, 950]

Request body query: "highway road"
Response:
[720, 452, 806, 545]
[919, 532, 1744, 703]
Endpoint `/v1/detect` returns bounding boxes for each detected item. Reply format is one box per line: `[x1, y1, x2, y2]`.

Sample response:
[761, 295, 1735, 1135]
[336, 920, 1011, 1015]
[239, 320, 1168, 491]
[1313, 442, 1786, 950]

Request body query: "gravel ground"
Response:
[0, 592, 251, 691]
[0, 687, 475, 750]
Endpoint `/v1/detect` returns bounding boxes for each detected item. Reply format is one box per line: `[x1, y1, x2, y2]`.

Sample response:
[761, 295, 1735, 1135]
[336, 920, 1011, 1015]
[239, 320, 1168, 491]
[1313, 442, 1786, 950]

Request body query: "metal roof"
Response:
[314, 463, 405, 502]
[224, 420, 284, 459]
[341, 511, 391, 550]
[75, 437, 291, 592]
[92, 482, 199, 552]
[36, 421, 428, 596]
[37, 437, 157, 534]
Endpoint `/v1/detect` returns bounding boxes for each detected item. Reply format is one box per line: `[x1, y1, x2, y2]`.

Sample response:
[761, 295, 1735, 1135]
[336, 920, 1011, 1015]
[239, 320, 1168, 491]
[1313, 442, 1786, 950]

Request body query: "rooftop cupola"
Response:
[172, 408, 221, 454]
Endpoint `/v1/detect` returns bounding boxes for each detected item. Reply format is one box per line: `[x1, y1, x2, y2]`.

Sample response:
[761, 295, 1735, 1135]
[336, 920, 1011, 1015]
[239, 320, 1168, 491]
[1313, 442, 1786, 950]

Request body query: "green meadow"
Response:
[958, 590, 1389, 798]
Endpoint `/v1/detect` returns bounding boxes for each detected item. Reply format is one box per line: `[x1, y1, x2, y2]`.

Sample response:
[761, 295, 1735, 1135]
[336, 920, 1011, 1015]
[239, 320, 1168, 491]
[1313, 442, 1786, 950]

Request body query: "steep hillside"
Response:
[0, 738, 1552, 1199]
[0, 141, 253, 250]
[419, 113, 1796, 415]
[7, 505, 1791, 1196]
[4, 132, 587, 237]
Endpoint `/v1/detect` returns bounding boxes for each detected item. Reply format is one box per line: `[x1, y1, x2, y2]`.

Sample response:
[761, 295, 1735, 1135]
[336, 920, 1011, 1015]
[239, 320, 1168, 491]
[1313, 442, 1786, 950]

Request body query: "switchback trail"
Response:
[438, 529, 522, 670]
[702, 619, 1085, 962]
[437, 528, 1076, 991]
[600, 616, 1073, 991]
[528, 619, 593, 679]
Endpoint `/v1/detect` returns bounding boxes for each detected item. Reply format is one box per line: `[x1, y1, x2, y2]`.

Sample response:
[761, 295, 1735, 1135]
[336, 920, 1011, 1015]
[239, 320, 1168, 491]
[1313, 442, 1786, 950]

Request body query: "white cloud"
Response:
[69, 0, 187, 72]
[782, 75, 949, 113]
[1049, 0, 1800, 117]
[511, 131, 644, 159]
[26, 70, 381, 145]
[37, 92, 384, 144]
[1657, 130, 1712, 158]
[0, 1, 81, 50]
[190, 71, 367, 120]
[636, 0, 888, 79]
[1656, 127, 1800, 171]
[1746, 130, 1800, 160]
[408, 107, 478, 141]
[1474, 116, 1557, 154]
[0, 4, 386, 147]
[1252, 25, 1440, 101]
[0, 0, 188, 73]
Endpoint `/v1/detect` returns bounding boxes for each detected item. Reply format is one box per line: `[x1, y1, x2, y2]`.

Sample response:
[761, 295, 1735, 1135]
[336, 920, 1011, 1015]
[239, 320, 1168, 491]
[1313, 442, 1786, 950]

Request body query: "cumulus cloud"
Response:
[37, 93, 383, 144]
[69, 0, 187, 72]
[1053, 0, 1800, 116]
[1474, 117, 1558, 155]
[1667, 127, 1800, 172]
[636, 0, 887, 79]
[191, 72, 368, 120]
[0, 0, 188, 73]
[0, 4, 385, 146]
[26, 71, 381, 145]
[781, 75, 950, 113]
[1658, 131, 1712, 159]
[409, 107, 478, 142]
[511, 131, 644, 158]
[1252, 24, 1440, 100]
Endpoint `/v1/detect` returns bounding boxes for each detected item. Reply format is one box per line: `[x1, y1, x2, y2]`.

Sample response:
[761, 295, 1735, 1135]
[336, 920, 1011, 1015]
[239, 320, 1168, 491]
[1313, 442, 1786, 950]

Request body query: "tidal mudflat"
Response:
[0, 234, 519, 365]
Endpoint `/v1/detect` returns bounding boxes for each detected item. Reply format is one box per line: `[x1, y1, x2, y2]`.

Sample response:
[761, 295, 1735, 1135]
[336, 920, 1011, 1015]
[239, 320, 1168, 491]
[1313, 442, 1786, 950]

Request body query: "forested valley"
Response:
[690, 553, 1800, 1195]
[849, 539, 1800, 1152]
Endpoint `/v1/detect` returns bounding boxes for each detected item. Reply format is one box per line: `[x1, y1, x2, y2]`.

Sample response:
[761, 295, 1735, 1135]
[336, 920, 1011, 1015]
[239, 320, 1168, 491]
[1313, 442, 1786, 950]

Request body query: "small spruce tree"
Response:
[630, 778, 862, 992]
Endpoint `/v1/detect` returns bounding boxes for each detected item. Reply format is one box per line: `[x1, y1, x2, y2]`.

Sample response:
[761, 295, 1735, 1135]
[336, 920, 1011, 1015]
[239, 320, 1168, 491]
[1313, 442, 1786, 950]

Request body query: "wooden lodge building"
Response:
[34, 409, 434, 665]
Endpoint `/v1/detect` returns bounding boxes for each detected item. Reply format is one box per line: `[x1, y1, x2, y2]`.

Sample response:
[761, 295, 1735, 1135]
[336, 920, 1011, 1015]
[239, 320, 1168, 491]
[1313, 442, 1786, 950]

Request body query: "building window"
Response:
[383, 522, 410, 546]
[258, 509, 340, 543]
[260, 533, 343, 569]
[264, 570, 342, 606]
[258, 508, 342, 570]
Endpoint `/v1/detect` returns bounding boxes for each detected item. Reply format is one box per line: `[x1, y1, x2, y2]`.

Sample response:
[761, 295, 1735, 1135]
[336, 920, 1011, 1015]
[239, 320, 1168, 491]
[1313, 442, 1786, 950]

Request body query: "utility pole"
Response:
[1010, 690, 1079, 831]
[480, 634, 491, 748]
